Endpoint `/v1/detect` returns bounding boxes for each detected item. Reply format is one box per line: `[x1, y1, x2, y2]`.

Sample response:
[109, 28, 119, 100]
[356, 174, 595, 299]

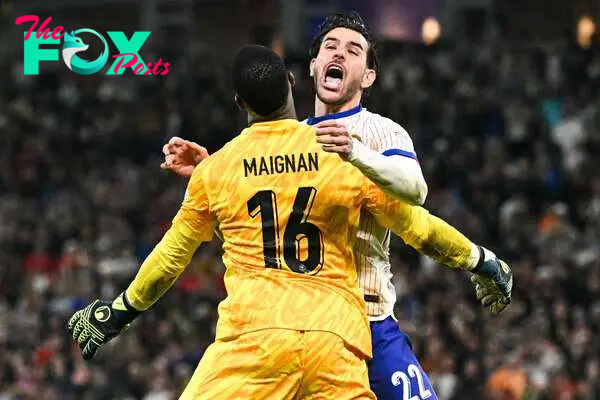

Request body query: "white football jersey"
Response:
[305, 105, 419, 320]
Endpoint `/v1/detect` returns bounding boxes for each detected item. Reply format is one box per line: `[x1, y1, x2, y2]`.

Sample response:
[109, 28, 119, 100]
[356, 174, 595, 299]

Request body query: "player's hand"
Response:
[470, 248, 513, 314]
[160, 137, 209, 178]
[66, 293, 140, 360]
[315, 120, 353, 160]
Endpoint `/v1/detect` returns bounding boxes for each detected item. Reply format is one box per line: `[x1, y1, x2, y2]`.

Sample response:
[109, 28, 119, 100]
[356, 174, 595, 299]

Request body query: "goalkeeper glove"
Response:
[470, 247, 513, 314]
[66, 292, 141, 360]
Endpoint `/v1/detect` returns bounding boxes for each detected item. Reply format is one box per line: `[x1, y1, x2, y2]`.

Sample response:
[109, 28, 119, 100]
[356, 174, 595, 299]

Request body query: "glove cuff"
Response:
[471, 246, 502, 278]
[472, 245, 485, 273]
[471, 246, 497, 276]
[111, 292, 142, 325]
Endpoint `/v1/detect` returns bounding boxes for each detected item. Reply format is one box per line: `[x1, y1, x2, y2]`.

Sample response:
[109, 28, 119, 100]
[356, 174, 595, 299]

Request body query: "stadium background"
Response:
[1, 0, 600, 398]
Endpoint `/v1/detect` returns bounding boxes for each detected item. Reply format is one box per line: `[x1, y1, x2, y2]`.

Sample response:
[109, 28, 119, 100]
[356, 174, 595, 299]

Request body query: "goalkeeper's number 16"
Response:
[247, 186, 324, 274]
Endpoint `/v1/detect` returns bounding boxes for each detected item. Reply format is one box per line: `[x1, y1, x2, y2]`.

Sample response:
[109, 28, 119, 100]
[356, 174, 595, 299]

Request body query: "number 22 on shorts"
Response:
[391, 364, 433, 400]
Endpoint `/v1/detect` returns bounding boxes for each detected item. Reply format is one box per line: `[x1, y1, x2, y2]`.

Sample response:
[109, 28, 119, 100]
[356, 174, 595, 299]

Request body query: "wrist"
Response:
[347, 137, 366, 164]
[111, 291, 142, 325]
[471, 246, 498, 277]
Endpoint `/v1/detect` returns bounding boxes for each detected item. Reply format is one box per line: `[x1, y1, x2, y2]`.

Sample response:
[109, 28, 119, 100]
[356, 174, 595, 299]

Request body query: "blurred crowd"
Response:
[1, 10, 600, 400]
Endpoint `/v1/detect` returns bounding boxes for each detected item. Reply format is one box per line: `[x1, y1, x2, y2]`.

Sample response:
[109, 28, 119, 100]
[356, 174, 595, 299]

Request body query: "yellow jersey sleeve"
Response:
[125, 164, 218, 310]
[125, 221, 203, 310]
[174, 164, 218, 242]
[363, 182, 478, 270]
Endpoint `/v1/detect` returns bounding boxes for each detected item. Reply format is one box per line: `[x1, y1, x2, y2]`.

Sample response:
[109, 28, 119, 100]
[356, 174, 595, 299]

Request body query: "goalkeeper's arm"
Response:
[125, 221, 203, 310]
[67, 219, 205, 359]
[367, 195, 512, 313]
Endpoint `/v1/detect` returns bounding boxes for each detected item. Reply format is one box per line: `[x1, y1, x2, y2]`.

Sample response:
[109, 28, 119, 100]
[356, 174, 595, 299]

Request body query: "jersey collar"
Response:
[306, 104, 363, 126]
[248, 119, 300, 134]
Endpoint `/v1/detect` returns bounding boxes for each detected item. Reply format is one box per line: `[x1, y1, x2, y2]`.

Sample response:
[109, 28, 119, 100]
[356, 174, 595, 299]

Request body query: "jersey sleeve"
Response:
[349, 139, 427, 205]
[369, 117, 418, 161]
[125, 221, 204, 310]
[362, 182, 478, 270]
[172, 164, 218, 242]
[125, 165, 218, 311]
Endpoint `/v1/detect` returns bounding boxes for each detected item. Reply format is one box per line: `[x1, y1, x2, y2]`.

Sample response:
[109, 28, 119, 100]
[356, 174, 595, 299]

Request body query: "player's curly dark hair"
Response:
[232, 45, 289, 117]
[309, 11, 379, 72]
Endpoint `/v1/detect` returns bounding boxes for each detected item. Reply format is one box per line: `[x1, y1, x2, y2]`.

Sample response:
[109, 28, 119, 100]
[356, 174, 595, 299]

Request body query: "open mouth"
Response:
[324, 64, 344, 90]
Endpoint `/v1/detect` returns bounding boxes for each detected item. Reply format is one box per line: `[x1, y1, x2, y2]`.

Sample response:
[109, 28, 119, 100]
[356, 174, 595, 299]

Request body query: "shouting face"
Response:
[310, 27, 376, 107]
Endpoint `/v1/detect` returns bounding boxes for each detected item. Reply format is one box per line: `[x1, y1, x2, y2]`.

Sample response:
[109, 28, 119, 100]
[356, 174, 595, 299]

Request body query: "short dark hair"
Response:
[309, 11, 379, 72]
[232, 45, 289, 116]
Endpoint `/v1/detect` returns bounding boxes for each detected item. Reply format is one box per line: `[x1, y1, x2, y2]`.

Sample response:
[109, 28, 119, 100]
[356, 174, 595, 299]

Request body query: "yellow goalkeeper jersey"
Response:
[126, 119, 476, 359]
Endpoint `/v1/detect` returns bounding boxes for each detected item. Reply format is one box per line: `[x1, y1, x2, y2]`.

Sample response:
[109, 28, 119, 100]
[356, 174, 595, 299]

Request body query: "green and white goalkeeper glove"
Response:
[67, 292, 141, 360]
[470, 247, 513, 314]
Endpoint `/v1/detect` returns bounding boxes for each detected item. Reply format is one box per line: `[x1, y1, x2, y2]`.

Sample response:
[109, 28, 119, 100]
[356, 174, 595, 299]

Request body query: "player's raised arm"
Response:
[362, 183, 513, 314]
[316, 120, 428, 205]
[160, 138, 225, 242]
[66, 165, 217, 360]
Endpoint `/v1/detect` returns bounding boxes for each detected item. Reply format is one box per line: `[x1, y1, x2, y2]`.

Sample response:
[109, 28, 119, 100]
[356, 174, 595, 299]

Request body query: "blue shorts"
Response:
[368, 317, 438, 400]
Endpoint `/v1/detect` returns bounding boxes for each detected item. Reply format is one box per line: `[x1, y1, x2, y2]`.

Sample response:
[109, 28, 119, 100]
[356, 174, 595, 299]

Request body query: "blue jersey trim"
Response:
[382, 148, 418, 160]
[306, 104, 363, 125]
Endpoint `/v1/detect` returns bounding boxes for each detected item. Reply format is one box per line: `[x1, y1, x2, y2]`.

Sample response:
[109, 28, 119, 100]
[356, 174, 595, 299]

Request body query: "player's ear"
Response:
[361, 68, 376, 90]
[309, 58, 316, 77]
